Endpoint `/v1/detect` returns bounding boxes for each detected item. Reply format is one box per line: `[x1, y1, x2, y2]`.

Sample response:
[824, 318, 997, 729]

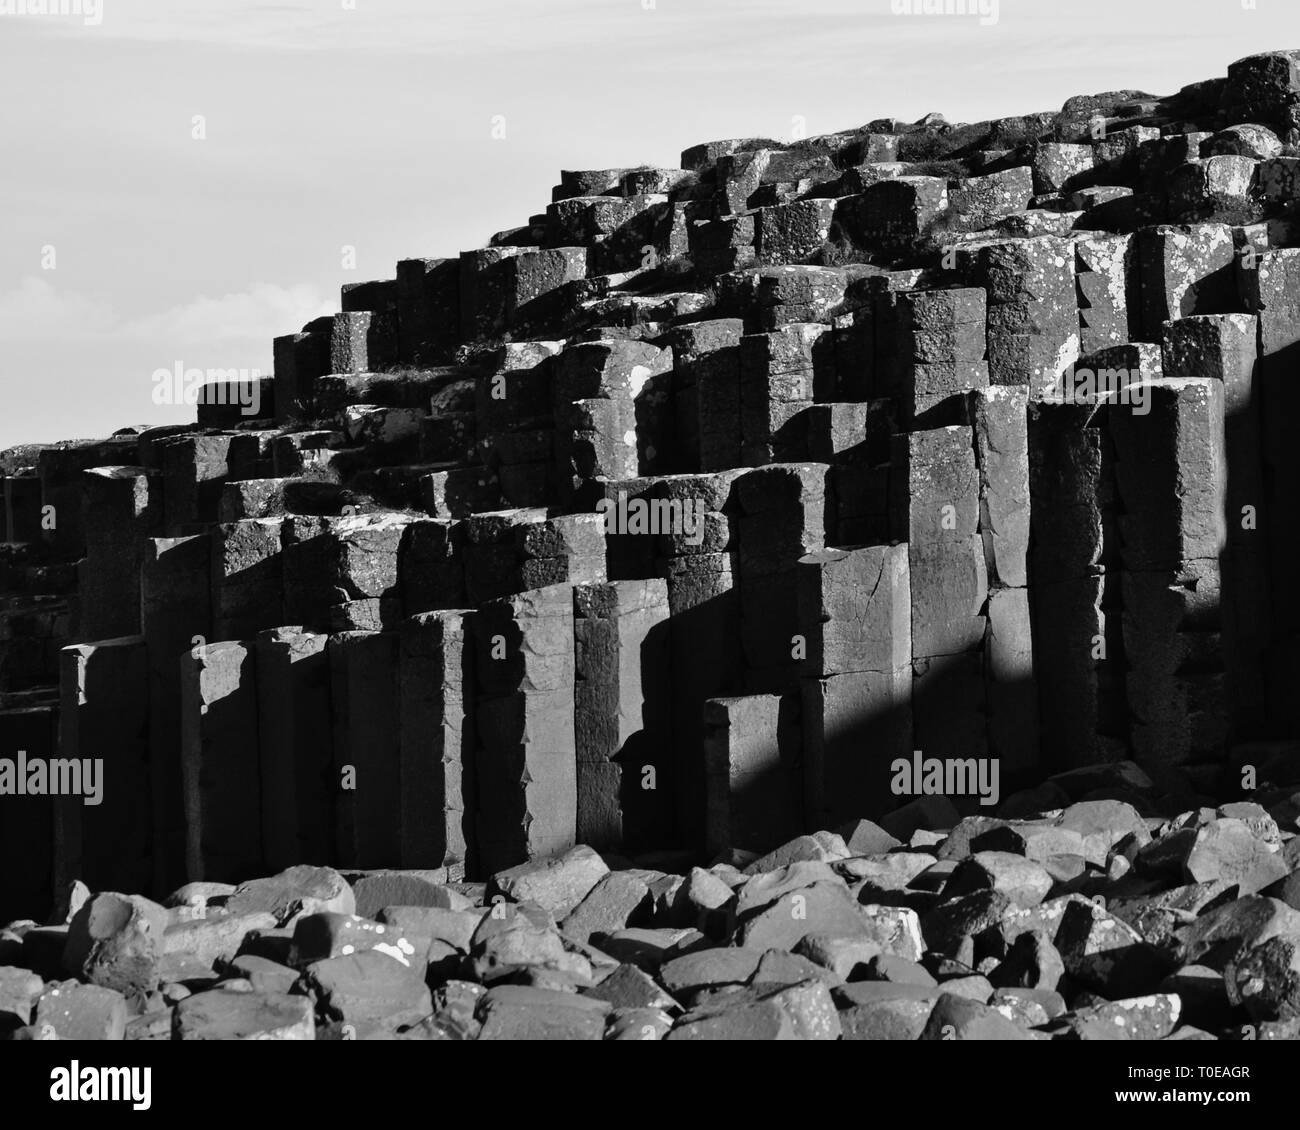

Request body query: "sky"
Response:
[0, 0, 1294, 449]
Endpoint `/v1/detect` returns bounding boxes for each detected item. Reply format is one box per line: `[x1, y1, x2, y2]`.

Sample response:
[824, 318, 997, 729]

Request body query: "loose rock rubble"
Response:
[2, 776, 1299, 1040]
[5, 51, 1300, 1038]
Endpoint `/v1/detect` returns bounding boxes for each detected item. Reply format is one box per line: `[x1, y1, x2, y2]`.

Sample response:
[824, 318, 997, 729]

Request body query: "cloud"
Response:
[0, 276, 331, 344]
[20, 0, 607, 52]
[116, 282, 333, 342]
[0, 276, 117, 338]
[14, 0, 897, 55]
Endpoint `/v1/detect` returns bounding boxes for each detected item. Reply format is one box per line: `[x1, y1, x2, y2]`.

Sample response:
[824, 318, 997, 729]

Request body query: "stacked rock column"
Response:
[1027, 397, 1129, 768]
[572, 580, 671, 852]
[471, 584, 577, 874]
[892, 427, 988, 767]
[1240, 249, 1300, 735]
[797, 544, 912, 828]
[1161, 314, 1270, 739]
[1109, 378, 1228, 767]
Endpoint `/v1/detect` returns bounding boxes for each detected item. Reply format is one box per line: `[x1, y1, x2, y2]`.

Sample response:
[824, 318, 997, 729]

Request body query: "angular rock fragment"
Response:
[1050, 993, 1181, 1041]
[477, 984, 610, 1040]
[174, 989, 316, 1040]
[302, 949, 433, 1037]
[946, 852, 1053, 909]
[492, 846, 609, 918]
[63, 893, 167, 1002]
[0, 967, 44, 1029]
[34, 981, 128, 1040]
[658, 948, 765, 996]
[1056, 898, 1169, 995]
[919, 993, 1033, 1040]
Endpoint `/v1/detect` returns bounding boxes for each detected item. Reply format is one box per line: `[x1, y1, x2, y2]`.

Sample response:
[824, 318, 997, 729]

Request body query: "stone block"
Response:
[1137, 224, 1237, 341]
[255, 628, 335, 873]
[970, 386, 1030, 589]
[1108, 379, 1227, 571]
[572, 581, 671, 851]
[399, 611, 474, 872]
[142, 535, 212, 893]
[703, 694, 802, 857]
[180, 641, 262, 883]
[56, 639, 150, 897]
[795, 545, 910, 676]
[471, 585, 576, 874]
[329, 631, 401, 871]
[802, 668, 911, 829]
[211, 518, 283, 641]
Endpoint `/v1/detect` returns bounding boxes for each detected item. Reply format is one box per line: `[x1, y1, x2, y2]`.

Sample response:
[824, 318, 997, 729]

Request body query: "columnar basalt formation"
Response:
[5, 52, 1300, 1041]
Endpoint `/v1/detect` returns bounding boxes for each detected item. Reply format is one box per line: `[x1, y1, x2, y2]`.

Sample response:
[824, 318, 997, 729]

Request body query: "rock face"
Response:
[3, 50, 1300, 1040]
